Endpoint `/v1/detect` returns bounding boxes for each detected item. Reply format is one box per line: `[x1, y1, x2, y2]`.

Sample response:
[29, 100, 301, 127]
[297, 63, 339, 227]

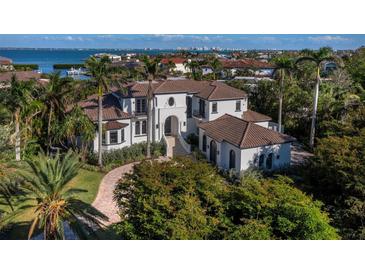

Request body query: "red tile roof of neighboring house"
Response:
[123, 80, 247, 100]
[219, 59, 275, 69]
[0, 71, 41, 82]
[198, 114, 295, 149]
[242, 110, 272, 122]
[160, 57, 187, 65]
[105, 121, 128, 130]
[78, 93, 131, 122]
[0, 56, 12, 65]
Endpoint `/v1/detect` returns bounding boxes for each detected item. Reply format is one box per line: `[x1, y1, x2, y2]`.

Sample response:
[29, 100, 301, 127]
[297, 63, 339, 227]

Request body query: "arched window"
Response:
[229, 150, 236, 169]
[266, 153, 273, 170]
[202, 135, 207, 152]
[259, 154, 265, 168]
[168, 97, 175, 106]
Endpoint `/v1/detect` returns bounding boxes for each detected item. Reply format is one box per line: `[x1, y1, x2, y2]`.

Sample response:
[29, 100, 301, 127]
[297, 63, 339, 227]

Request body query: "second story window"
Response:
[136, 98, 146, 113]
[212, 102, 218, 113]
[236, 100, 241, 111]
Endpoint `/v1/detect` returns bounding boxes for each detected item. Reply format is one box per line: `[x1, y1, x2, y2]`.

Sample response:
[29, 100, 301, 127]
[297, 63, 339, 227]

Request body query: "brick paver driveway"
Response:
[92, 163, 135, 226]
[92, 157, 169, 226]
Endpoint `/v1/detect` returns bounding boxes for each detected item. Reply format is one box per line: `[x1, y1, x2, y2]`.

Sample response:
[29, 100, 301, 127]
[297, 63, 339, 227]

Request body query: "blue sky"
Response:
[0, 34, 364, 50]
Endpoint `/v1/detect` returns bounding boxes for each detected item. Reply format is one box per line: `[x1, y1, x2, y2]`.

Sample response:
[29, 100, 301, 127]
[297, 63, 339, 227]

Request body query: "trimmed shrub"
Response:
[87, 141, 166, 167]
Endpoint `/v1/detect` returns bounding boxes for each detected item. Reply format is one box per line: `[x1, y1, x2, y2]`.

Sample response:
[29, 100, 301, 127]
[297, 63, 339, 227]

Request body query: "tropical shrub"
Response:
[301, 130, 365, 239]
[87, 141, 165, 169]
[112, 157, 338, 240]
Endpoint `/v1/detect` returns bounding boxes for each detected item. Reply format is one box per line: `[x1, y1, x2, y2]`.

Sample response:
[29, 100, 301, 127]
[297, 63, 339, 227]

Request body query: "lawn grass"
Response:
[0, 168, 105, 239]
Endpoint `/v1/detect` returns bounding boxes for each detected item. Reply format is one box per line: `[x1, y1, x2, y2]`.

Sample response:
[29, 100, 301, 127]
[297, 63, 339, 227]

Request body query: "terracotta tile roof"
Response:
[220, 59, 275, 69]
[79, 92, 131, 122]
[242, 110, 272, 122]
[105, 121, 128, 130]
[0, 56, 12, 65]
[198, 114, 295, 149]
[161, 57, 187, 64]
[123, 80, 247, 100]
[0, 71, 41, 82]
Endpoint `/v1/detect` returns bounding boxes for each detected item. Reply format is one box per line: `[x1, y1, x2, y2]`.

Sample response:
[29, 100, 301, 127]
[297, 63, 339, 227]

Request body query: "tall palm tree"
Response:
[85, 56, 111, 167]
[208, 57, 223, 80]
[140, 55, 165, 158]
[296, 47, 342, 147]
[1, 75, 35, 161]
[184, 60, 201, 80]
[40, 72, 72, 153]
[272, 56, 294, 133]
[17, 150, 107, 239]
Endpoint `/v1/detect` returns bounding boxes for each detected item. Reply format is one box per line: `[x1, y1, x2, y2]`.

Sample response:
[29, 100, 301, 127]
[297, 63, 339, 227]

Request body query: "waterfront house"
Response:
[79, 79, 295, 172]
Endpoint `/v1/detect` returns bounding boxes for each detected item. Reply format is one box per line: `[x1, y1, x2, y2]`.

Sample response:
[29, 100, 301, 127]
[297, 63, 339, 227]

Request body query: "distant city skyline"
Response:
[0, 34, 364, 50]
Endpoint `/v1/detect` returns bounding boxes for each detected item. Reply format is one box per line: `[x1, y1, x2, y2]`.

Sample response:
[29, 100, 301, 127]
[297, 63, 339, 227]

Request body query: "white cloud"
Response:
[308, 35, 350, 42]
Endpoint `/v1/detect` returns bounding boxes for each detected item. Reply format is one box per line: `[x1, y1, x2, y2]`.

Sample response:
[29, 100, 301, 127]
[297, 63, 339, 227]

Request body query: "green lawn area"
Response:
[0, 168, 105, 239]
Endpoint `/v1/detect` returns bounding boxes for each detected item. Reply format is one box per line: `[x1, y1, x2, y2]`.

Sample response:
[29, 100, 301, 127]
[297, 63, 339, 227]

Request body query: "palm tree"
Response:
[1, 75, 35, 161]
[272, 56, 294, 133]
[184, 60, 201, 80]
[140, 55, 165, 158]
[40, 72, 72, 153]
[59, 106, 95, 160]
[85, 56, 111, 167]
[296, 47, 342, 147]
[17, 150, 107, 239]
[208, 57, 223, 80]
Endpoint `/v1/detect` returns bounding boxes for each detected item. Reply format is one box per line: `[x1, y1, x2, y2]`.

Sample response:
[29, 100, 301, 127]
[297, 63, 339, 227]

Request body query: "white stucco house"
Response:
[160, 58, 191, 74]
[79, 79, 295, 172]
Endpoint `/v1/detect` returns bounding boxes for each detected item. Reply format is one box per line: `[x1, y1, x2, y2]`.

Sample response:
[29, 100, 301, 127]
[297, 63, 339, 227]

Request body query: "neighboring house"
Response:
[0, 56, 14, 71]
[0, 71, 42, 89]
[79, 79, 295, 172]
[160, 57, 190, 74]
[219, 59, 275, 77]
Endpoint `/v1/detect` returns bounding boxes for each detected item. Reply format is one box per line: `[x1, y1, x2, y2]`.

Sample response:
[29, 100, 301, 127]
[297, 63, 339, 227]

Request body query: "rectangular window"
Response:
[186, 97, 192, 118]
[102, 132, 106, 145]
[135, 121, 140, 135]
[136, 98, 146, 113]
[212, 102, 218, 113]
[142, 120, 147, 134]
[236, 100, 241, 111]
[121, 129, 125, 142]
[110, 131, 118, 144]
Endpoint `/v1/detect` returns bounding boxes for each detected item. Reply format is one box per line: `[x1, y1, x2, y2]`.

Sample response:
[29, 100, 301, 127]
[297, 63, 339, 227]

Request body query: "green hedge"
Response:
[13, 64, 39, 70]
[87, 141, 166, 169]
[53, 64, 85, 69]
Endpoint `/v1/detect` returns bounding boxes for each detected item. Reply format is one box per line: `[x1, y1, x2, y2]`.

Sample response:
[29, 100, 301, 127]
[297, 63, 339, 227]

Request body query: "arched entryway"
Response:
[164, 116, 179, 136]
[210, 140, 217, 165]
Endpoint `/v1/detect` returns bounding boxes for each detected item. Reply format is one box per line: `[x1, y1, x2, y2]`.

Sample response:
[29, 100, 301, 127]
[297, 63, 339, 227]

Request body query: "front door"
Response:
[210, 140, 217, 165]
[165, 116, 172, 136]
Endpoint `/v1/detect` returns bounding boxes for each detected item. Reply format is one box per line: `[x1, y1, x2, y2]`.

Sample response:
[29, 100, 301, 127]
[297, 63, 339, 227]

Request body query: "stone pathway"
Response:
[92, 162, 136, 226]
[92, 157, 169, 227]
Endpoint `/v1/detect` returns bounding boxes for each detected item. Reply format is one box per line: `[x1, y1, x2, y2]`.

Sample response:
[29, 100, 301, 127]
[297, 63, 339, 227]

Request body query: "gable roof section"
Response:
[122, 80, 246, 100]
[198, 114, 295, 149]
[242, 110, 272, 122]
[79, 92, 131, 122]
